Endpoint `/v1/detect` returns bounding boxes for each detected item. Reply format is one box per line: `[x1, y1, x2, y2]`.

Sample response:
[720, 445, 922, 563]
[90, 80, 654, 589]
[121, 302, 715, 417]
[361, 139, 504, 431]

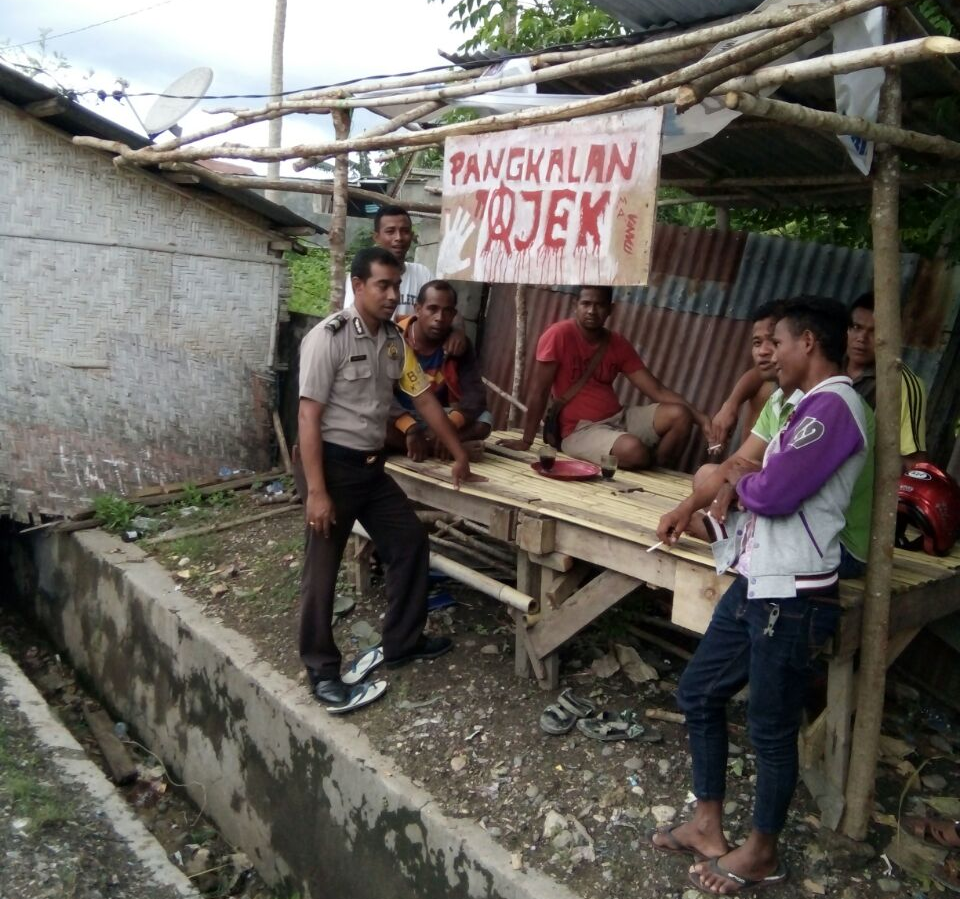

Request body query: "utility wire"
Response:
[4, 0, 175, 50]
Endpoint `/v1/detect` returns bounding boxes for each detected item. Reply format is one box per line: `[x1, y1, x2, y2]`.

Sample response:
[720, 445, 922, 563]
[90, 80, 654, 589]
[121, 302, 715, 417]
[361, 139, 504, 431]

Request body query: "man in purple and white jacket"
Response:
[652, 298, 868, 894]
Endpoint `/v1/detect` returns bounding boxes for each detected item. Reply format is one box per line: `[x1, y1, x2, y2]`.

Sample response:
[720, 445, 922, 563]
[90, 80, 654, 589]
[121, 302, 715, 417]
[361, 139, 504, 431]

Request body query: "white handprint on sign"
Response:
[437, 207, 476, 277]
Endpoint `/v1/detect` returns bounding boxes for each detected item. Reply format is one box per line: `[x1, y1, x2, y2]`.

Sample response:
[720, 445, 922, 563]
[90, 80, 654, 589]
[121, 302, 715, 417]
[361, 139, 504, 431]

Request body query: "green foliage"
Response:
[285, 247, 331, 317]
[430, 0, 625, 52]
[916, 0, 954, 36]
[93, 494, 145, 532]
[179, 483, 204, 507]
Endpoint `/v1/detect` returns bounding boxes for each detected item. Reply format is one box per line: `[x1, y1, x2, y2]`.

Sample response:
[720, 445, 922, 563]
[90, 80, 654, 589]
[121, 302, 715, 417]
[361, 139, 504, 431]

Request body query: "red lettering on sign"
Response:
[464, 153, 481, 184]
[545, 149, 564, 183]
[584, 145, 606, 183]
[525, 148, 544, 184]
[506, 146, 525, 180]
[567, 147, 581, 184]
[449, 151, 465, 185]
[577, 191, 610, 251]
[484, 184, 516, 255]
[606, 143, 637, 181]
[482, 149, 505, 180]
[623, 213, 638, 255]
[513, 191, 543, 252]
[544, 189, 575, 250]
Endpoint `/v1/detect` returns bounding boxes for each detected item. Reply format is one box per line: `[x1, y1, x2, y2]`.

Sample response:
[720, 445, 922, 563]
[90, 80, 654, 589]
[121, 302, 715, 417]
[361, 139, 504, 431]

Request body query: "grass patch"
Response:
[0, 718, 75, 832]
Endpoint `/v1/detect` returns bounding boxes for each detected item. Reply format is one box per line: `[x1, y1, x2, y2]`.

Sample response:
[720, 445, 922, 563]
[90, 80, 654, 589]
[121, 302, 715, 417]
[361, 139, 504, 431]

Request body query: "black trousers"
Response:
[294, 444, 429, 679]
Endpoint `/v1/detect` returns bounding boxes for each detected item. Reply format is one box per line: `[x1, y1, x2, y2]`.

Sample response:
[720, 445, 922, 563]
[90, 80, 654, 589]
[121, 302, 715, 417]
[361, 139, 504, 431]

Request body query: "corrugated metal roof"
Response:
[592, 0, 755, 30]
[479, 223, 959, 470]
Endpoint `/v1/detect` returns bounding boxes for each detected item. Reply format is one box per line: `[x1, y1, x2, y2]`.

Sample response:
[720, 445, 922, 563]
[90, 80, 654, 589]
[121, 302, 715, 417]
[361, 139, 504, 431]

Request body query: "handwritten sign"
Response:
[436, 108, 663, 286]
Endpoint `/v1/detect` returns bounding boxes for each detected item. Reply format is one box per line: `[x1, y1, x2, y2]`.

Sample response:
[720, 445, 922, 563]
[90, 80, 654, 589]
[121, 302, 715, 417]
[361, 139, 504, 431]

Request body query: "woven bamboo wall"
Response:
[0, 108, 282, 520]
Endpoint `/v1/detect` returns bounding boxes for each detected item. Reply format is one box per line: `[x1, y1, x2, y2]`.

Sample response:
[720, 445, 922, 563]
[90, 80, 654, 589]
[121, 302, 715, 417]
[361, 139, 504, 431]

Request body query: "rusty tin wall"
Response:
[479, 224, 958, 471]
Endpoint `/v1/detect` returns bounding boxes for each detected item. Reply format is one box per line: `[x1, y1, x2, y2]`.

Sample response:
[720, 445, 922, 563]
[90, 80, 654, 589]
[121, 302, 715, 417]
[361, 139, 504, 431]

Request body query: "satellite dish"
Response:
[142, 67, 214, 138]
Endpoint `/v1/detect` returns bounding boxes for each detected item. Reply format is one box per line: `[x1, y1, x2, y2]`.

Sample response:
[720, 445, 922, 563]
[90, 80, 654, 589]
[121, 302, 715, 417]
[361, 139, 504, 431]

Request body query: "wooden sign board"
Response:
[436, 108, 663, 286]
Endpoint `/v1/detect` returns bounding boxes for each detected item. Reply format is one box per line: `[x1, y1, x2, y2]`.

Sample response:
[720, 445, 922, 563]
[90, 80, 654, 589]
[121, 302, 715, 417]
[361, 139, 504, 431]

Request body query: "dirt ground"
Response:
[113, 485, 959, 899]
[8, 480, 959, 899]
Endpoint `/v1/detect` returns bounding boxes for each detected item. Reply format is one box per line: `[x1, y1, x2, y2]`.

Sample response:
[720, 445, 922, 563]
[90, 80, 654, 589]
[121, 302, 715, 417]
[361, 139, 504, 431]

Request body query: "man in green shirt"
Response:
[657, 301, 874, 579]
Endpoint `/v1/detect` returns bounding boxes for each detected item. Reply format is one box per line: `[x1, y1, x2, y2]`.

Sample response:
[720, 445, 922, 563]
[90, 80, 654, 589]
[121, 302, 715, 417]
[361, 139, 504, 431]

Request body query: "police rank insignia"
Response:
[387, 341, 400, 359]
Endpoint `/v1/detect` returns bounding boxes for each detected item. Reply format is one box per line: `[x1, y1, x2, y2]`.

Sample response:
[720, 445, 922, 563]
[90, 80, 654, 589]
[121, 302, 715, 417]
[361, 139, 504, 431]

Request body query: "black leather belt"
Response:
[322, 441, 385, 467]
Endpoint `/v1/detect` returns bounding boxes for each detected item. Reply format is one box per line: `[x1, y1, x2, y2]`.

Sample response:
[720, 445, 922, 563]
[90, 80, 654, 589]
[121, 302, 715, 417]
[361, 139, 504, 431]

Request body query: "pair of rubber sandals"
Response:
[540, 688, 596, 734]
[540, 692, 662, 743]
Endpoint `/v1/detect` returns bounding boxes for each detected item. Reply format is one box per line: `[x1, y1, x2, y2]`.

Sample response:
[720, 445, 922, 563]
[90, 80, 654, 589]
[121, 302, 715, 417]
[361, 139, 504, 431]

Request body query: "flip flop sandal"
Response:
[557, 688, 596, 719]
[427, 590, 457, 612]
[342, 645, 384, 686]
[902, 816, 960, 848]
[688, 859, 788, 896]
[620, 708, 663, 743]
[576, 711, 647, 742]
[649, 825, 711, 860]
[540, 703, 576, 735]
[325, 679, 387, 715]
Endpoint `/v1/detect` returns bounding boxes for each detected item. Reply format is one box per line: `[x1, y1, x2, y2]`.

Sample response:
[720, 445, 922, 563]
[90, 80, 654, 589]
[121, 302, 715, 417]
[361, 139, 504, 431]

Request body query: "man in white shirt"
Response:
[343, 205, 433, 319]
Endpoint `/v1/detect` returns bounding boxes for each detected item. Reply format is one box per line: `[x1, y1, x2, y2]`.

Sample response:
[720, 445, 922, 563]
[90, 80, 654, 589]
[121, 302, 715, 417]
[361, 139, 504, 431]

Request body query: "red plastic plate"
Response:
[530, 460, 601, 480]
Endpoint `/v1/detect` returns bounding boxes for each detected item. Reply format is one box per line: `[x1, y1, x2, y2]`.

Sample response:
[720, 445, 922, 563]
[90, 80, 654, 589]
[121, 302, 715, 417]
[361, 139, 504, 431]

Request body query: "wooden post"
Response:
[328, 109, 351, 311]
[265, 0, 286, 203]
[841, 29, 902, 842]
[509, 284, 527, 429]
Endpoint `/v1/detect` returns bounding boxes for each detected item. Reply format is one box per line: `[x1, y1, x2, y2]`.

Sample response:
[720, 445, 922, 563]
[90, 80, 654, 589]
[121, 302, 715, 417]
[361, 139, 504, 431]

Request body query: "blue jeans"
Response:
[676, 577, 839, 834]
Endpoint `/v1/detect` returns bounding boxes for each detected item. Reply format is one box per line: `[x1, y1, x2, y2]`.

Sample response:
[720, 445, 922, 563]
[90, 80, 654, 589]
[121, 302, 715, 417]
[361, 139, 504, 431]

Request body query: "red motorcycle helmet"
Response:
[895, 462, 960, 556]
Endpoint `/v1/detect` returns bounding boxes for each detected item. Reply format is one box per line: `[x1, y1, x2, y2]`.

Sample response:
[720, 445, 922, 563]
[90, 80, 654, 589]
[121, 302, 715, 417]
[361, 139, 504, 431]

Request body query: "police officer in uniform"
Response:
[296, 246, 474, 711]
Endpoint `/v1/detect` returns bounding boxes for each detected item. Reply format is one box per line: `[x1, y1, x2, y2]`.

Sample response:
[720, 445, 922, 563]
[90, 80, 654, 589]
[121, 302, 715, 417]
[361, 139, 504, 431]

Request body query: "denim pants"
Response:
[676, 576, 839, 834]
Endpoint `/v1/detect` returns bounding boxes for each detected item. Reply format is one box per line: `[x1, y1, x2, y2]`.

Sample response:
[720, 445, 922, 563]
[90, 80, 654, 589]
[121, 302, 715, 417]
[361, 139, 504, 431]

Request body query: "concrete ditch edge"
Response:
[0, 646, 200, 898]
[30, 529, 582, 899]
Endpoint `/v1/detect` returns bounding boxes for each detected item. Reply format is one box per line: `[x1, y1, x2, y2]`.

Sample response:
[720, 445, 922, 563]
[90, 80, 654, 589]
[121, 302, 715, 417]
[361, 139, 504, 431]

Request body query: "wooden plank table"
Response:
[377, 431, 960, 816]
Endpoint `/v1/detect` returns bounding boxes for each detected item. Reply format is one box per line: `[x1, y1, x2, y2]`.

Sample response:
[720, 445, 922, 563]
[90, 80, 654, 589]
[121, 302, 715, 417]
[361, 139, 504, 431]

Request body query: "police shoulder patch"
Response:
[324, 314, 347, 333]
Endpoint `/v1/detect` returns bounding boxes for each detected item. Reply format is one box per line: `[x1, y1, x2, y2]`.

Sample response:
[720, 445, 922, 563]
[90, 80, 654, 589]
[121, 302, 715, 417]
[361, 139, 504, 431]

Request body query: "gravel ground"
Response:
[0, 664, 194, 899]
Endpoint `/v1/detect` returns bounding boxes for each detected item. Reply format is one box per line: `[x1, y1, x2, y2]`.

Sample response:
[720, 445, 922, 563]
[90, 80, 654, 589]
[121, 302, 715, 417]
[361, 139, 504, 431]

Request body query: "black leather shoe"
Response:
[385, 635, 453, 670]
[312, 677, 349, 705]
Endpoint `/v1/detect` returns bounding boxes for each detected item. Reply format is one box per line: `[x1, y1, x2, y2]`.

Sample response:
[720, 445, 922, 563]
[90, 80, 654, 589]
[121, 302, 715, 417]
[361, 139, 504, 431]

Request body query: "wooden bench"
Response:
[375, 433, 960, 817]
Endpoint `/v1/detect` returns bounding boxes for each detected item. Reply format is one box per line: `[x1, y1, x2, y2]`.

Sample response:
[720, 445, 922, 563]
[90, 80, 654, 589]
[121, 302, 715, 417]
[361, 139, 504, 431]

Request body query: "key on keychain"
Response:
[763, 604, 780, 637]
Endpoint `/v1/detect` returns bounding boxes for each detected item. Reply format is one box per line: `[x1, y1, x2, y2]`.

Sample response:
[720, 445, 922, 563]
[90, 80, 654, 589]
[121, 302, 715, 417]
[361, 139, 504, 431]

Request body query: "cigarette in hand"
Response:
[708, 443, 723, 453]
[647, 541, 665, 553]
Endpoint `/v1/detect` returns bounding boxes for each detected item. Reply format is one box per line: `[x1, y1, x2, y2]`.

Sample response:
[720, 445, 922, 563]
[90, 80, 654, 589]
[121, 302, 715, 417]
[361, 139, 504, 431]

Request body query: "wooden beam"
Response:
[328, 108, 350, 311]
[526, 569, 641, 660]
[842, 38, 903, 842]
[725, 91, 960, 160]
[24, 97, 68, 117]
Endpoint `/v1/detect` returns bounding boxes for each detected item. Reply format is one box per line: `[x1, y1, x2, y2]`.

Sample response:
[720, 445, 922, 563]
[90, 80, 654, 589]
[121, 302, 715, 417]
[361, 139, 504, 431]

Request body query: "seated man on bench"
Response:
[386, 280, 492, 461]
[501, 285, 715, 469]
[657, 299, 874, 580]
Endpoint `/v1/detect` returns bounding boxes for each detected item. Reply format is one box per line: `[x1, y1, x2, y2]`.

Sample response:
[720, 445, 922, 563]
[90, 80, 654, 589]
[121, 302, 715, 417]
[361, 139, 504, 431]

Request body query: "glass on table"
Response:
[600, 453, 618, 479]
[538, 445, 557, 472]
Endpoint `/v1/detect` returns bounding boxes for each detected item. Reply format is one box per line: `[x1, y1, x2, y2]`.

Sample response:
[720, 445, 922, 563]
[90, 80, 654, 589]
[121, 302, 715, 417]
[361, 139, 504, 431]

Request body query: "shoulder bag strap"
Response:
[555, 332, 609, 408]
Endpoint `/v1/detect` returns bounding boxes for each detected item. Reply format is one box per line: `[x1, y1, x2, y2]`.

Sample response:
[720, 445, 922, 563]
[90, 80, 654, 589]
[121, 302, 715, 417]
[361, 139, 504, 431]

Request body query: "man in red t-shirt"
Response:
[500, 286, 714, 469]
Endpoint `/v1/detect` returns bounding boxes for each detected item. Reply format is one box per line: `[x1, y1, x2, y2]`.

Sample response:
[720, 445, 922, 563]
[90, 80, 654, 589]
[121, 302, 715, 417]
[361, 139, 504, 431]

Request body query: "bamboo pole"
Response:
[153, 68, 479, 154]
[674, 34, 811, 113]
[350, 522, 537, 613]
[160, 163, 443, 214]
[265, 0, 287, 202]
[509, 285, 527, 430]
[725, 91, 960, 160]
[295, 100, 441, 172]
[661, 164, 960, 189]
[328, 109, 351, 311]
[388, 150, 419, 198]
[841, 41, 902, 843]
[142, 504, 301, 545]
[482, 376, 527, 413]
[89, 0, 882, 168]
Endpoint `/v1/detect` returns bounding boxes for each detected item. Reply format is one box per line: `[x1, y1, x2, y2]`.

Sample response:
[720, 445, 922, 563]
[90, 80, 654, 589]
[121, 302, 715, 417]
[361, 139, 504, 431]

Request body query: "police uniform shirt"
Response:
[299, 305, 430, 451]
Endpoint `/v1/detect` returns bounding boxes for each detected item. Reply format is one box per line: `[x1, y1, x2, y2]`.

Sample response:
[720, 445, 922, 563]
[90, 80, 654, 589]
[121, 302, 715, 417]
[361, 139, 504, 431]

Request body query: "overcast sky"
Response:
[2, 0, 470, 173]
